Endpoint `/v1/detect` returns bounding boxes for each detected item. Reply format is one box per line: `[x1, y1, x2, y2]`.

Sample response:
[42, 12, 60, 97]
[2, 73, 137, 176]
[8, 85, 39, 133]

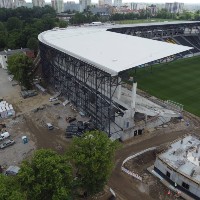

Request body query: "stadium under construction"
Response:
[38, 21, 200, 140]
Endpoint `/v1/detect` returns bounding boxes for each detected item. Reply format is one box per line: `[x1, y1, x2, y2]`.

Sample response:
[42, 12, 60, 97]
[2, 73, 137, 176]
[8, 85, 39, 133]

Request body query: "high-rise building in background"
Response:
[51, 0, 64, 13]
[14, 0, 26, 8]
[0, 0, 13, 8]
[130, 3, 146, 11]
[79, 0, 91, 12]
[148, 4, 157, 16]
[114, 0, 122, 8]
[165, 2, 184, 13]
[64, 1, 80, 12]
[99, 0, 112, 7]
[32, 0, 45, 7]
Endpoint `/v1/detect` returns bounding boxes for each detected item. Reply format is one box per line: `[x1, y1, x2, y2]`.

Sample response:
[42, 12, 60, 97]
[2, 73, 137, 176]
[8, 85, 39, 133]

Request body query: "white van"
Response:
[46, 123, 54, 130]
[0, 132, 10, 141]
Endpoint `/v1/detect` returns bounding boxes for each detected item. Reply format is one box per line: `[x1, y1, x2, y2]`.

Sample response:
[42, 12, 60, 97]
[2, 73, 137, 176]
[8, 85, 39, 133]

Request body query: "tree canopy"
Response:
[7, 53, 33, 88]
[69, 130, 120, 196]
[0, 174, 26, 200]
[27, 37, 39, 52]
[0, 130, 119, 199]
[18, 149, 73, 200]
[0, 6, 65, 51]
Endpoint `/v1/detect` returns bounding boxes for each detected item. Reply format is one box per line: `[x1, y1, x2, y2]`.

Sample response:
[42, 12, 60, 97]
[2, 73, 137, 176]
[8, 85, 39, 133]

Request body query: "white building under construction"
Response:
[154, 135, 200, 200]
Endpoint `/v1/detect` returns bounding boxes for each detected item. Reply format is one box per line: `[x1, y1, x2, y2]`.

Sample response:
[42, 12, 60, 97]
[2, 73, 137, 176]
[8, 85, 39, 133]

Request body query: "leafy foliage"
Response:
[18, 149, 73, 200]
[0, 174, 26, 200]
[0, 131, 119, 199]
[7, 53, 33, 88]
[69, 12, 100, 24]
[27, 37, 39, 52]
[0, 6, 66, 51]
[6, 17, 22, 31]
[58, 20, 68, 28]
[111, 8, 200, 21]
[69, 130, 120, 196]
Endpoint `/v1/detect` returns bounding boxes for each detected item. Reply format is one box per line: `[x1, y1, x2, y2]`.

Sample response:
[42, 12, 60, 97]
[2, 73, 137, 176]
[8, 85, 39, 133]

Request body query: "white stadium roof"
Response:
[38, 25, 193, 76]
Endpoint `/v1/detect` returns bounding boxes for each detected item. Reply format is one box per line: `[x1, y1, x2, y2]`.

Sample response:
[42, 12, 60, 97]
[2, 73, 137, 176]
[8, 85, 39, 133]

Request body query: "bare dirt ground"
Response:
[124, 148, 182, 200]
[0, 68, 87, 169]
[106, 124, 200, 200]
[0, 115, 35, 167]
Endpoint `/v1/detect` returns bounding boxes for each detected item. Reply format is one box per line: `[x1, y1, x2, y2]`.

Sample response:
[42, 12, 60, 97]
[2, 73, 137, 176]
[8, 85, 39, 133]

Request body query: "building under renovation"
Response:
[38, 21, 200, 140]
[154, 135, 200, 200]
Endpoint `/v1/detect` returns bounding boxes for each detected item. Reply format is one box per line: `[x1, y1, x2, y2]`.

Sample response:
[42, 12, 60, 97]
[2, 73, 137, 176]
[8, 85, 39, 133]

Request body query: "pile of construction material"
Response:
[0, 100, 15, 119]
[21, 90, 37, 99]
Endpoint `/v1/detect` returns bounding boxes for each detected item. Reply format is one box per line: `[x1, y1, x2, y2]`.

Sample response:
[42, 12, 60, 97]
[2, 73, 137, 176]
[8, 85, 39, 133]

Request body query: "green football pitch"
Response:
[131, 56, 200, 117]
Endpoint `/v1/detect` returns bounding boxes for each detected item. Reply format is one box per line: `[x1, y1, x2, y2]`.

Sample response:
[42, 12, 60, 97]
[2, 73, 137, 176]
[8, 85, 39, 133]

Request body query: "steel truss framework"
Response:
[39, 42, 124, 136]
[108, 22, 200, 39]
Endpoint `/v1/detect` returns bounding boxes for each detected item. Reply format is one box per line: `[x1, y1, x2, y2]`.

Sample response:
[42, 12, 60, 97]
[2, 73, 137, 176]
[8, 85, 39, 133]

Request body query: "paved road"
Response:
[108, 129, 200, 200]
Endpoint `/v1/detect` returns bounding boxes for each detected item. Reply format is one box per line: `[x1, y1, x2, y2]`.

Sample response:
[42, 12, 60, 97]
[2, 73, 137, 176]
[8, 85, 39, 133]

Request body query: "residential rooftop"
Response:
[0, 48, 30, 56]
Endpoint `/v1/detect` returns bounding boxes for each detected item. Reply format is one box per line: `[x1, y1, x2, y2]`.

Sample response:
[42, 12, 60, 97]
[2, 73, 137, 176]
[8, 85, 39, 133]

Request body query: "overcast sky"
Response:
[26, 0, 200, 4]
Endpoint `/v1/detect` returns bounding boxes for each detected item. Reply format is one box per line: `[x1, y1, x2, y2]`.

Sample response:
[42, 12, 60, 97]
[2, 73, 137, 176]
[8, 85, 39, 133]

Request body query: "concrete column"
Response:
[145, 114, 147, 123]
[131, 81, 137, 109]
[117, 77, 121, 100]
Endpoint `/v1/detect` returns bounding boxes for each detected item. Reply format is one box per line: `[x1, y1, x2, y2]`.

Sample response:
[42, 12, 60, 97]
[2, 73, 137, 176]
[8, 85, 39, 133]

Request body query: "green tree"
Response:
[41, 15, 56, 31]
[7, 53, 33, 88]
[18, 149, 73, 200]
[194, 10, 200, 20]
[7, 31, 22, 49]
[69, 130, 119, 197]
[0, 22, 7, 49]
[58, 20, 68, 28]
[27, 37, 39, 52]
[156, 8, 168, 19]
[0, 174, 26, 200]
[179, 10, 193, 20]
[6, 17, 22, 31]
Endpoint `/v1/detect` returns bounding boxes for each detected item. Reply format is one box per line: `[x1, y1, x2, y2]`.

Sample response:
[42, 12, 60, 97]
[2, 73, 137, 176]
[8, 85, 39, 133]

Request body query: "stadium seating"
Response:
[174, 36, 199, 54]
[164, 37, 177, 44]
[153, 32, 200, 56]
[184, 36, 200, 50]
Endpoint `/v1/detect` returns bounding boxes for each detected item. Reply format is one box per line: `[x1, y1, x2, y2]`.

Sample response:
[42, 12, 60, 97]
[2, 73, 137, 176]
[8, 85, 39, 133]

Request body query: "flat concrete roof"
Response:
[38, 24, 193, 76]
[159, 135, 200, 184]
[0, 48, 30, 56]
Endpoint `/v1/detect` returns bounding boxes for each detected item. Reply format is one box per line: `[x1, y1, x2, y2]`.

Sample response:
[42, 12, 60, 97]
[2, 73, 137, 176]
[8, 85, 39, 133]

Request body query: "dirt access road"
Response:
[108, 128, 200, 200]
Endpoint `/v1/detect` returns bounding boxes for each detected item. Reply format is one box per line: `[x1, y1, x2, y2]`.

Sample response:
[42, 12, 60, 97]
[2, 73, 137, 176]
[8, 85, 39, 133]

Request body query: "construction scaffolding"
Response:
[40, 42, 124, 136]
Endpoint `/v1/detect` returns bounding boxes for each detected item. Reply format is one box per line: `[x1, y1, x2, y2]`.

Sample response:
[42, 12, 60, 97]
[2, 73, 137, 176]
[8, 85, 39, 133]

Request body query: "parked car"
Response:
[5, 166, 20, 176]
[0, 132, 10, 141]
[0, 139, 15, 149]
[49, 97, 58, 102]
[46, 123, 54, 130]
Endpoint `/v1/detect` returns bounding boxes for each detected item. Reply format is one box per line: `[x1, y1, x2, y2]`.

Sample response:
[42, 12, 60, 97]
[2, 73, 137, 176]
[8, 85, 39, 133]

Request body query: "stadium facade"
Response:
[38, 21, 200, 140]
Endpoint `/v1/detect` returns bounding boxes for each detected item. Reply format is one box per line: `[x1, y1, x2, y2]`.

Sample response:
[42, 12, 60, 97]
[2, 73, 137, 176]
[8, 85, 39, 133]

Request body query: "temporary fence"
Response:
[121, 147, 157, 182]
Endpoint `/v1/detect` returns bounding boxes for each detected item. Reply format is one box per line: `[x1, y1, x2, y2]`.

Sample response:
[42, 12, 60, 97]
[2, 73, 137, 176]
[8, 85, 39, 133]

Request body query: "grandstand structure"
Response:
[38, 21, 199, 140]
[108, 21, 200, 57]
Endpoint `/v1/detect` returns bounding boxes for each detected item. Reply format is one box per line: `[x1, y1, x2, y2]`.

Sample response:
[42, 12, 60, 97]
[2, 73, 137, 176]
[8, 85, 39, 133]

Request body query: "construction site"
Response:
[1, 20, 200, 199]
[37, 21, 200, 140]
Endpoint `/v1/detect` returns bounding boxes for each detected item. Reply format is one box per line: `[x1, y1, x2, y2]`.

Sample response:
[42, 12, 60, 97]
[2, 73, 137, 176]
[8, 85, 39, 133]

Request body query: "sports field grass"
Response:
[132, 56, 200, 117]
[114, 18, 177, 24]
